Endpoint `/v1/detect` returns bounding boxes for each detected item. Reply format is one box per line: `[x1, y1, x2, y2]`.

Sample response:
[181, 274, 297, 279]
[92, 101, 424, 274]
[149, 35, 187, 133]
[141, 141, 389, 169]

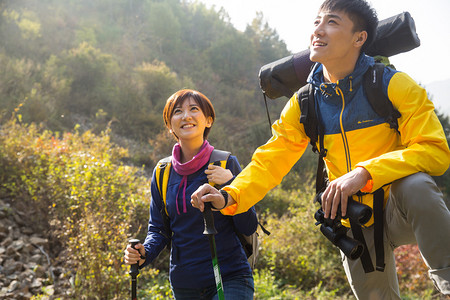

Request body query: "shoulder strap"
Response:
[298, 84, 319, 153]
[208, 149, 231, 187]
[155, 150, 232, 250]
[155, 156, 172, 215]
[298, 83, 328, 193]
[209, 149, 231, 168]
[363, 63, 401, 131]
[155, 156, 173, 248]
[157, 149, 231, 214]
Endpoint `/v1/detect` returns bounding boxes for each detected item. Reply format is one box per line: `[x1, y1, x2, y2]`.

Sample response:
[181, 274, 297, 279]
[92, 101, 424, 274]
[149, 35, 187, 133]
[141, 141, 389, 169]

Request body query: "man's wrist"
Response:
[211, 189, 228, 210]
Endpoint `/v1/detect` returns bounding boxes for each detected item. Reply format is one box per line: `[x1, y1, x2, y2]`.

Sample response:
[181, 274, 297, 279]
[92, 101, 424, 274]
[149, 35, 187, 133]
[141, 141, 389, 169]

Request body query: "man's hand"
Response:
[191, 184, 224, 212]
[322, 167, 371, 219]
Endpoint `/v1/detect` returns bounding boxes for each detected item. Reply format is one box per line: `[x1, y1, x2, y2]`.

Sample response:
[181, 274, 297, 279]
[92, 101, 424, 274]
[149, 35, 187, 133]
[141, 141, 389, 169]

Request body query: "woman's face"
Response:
[169, 97, 213, 143]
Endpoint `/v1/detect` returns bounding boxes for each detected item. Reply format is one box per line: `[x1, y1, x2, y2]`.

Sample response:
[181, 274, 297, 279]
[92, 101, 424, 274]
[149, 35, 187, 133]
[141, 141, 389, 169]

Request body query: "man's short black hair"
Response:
[319, 0, 378, 52]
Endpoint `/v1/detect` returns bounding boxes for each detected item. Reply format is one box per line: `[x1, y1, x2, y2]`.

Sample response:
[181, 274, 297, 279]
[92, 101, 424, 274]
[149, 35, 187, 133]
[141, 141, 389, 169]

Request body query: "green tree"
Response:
[245, 12, 290, 64]
[147, 1, 182, 56]
[433, 109, 450, 200]
[48, 42, 120, 117]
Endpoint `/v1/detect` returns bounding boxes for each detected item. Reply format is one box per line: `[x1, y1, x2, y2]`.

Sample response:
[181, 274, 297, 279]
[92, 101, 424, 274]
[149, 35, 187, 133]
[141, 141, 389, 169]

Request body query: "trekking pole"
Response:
[202, 203, 225, 300]
[128, 238, 140, 300]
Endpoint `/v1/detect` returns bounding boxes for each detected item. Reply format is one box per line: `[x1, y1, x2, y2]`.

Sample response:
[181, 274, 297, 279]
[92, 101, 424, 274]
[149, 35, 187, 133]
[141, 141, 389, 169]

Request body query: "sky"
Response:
[195, 0, 450, 86]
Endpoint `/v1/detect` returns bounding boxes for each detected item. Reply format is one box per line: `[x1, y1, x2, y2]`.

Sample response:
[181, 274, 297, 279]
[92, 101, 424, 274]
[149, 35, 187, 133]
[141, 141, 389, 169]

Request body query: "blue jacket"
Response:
[142, 154, 257, 289]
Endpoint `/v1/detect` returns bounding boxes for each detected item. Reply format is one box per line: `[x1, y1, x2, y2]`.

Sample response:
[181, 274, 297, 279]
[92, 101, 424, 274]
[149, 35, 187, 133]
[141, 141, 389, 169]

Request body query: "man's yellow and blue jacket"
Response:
[223, 54, 450, 226]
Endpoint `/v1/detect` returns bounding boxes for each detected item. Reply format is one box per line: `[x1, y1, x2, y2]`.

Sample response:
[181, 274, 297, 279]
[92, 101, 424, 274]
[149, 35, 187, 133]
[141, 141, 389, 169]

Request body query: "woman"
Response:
[124, 89, 257, 299]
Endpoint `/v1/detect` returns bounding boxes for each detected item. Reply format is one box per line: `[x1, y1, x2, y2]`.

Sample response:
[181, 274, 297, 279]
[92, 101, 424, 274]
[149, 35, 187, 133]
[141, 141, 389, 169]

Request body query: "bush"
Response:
[0, 117, 151, 299]
[256, 185, 351, 296]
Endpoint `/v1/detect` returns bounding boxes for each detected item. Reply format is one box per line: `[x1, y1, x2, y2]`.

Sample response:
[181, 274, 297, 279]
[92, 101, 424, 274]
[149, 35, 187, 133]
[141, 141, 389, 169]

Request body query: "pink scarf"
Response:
[171, 140, 214, 215]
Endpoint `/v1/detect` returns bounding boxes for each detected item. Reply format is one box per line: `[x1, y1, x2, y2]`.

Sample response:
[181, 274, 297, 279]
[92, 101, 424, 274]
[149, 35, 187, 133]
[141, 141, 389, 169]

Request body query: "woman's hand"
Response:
[205, 164, 233, 185]
[124, 243, 146, 266]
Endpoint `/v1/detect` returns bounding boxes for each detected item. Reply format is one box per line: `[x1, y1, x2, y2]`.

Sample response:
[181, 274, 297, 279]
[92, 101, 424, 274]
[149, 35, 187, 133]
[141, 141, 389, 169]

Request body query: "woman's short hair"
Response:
[163, 89, 216, 139]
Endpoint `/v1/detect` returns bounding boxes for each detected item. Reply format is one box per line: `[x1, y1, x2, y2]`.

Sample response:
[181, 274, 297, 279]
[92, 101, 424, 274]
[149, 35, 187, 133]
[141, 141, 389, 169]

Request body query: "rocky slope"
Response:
[0, 198, 73, 299]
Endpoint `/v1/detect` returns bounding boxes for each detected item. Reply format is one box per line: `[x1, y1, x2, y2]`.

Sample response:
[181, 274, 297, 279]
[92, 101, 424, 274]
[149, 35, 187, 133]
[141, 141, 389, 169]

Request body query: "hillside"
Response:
[0, 0, 290, 168]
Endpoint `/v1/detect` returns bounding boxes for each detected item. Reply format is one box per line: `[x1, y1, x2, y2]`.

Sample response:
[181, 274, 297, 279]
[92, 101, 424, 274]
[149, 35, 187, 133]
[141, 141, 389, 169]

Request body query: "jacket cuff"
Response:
[220, 186, 239, 215]
[360, 179, 373, 193]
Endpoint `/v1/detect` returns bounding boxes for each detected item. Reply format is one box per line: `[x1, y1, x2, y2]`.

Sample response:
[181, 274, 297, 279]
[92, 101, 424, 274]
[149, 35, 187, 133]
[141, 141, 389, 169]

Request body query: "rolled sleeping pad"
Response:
[259, 11, 421, 99]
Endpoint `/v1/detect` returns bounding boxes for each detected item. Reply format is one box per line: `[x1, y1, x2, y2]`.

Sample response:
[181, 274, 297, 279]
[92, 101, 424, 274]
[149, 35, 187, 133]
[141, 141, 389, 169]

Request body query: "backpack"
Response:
[298, 62, 401, 273]
[154, 149, 270, 269]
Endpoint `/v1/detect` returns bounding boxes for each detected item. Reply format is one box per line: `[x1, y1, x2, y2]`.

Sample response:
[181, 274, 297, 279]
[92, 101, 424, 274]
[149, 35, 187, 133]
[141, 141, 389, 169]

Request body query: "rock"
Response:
[34, 265, 46, 278]
[13, 213, 26, 226]
[0, 223, 9, 234]
[30, 278, 42, 289]
[6, 245, 20, 260]
[1, 237, 13, 247]
[7, 280, 20, 293]
[12, 239, 25, 251]
[23, 243, 35, 254]
[3, 261, 23, 276]
[29, 237, 48, 247]
[0, 197, 72, 299]
[29, 253, 43, 264]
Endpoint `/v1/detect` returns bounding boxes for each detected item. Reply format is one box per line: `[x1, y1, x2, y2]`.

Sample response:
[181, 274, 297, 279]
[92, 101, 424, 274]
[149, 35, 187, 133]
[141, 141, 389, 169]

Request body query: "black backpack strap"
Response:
[298, 84, 328, 193]
[208, 149, 231, 188]
[363, 63, 401, 131]
[373, 188, 385, 272]
[298, 84, 319, 152]
[209, 149, 231, 164]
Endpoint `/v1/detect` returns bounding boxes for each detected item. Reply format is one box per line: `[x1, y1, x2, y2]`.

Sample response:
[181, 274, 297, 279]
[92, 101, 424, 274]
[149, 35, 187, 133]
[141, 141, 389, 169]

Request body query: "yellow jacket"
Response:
[223, 55, 450, 226]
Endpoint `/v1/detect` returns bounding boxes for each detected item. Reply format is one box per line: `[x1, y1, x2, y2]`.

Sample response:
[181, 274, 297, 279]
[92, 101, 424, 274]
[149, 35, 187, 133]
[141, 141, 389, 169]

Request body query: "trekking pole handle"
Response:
[203, 203, 218, 235]
[129, 238, 140, 277]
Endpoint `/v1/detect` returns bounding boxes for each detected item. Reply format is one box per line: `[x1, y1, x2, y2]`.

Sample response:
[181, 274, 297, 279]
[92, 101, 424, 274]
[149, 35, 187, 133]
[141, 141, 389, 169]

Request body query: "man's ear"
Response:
[354, 31, 368, 48]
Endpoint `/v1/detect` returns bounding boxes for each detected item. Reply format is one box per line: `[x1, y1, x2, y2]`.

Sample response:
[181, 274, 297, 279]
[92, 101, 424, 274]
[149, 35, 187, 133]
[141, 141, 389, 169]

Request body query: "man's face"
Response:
[309, 10, 363, 66]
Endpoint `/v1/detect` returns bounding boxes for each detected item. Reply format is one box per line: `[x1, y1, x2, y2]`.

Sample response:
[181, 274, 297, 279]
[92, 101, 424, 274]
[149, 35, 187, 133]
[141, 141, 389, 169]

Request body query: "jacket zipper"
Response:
[336, 87, 352, 173]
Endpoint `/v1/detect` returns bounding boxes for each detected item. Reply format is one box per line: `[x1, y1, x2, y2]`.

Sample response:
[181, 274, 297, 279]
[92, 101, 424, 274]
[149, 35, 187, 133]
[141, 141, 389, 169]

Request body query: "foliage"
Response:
[0, 0, 290, 167]
[256, 186, 351, 295]
[394, 245, 437, 298]
[0, 116, 151, 299]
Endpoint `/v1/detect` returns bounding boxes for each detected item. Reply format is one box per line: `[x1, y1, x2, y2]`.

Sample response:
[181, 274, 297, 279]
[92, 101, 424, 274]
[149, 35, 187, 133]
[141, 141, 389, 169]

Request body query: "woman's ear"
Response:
[205, 116, 213, 128]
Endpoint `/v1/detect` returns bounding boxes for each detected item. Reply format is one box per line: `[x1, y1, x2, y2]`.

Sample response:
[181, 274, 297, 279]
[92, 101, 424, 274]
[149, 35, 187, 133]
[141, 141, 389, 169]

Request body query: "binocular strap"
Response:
[373, 188, 385, 272]
[350, 219, 374, 273]
[350, 188, 385, 273]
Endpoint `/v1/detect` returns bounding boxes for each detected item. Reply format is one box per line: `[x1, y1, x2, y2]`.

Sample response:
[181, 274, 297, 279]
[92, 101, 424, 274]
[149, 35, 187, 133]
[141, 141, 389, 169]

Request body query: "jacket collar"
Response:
[307, 53, 374, 97]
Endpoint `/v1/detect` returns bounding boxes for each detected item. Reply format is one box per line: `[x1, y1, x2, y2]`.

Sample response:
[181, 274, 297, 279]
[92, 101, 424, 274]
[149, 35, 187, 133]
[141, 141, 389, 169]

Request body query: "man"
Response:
[191, 0, 450, 298]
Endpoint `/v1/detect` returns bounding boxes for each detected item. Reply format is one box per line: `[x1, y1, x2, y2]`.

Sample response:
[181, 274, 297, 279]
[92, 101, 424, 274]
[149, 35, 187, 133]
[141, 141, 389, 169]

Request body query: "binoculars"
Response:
[314, 193, 372, 260]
